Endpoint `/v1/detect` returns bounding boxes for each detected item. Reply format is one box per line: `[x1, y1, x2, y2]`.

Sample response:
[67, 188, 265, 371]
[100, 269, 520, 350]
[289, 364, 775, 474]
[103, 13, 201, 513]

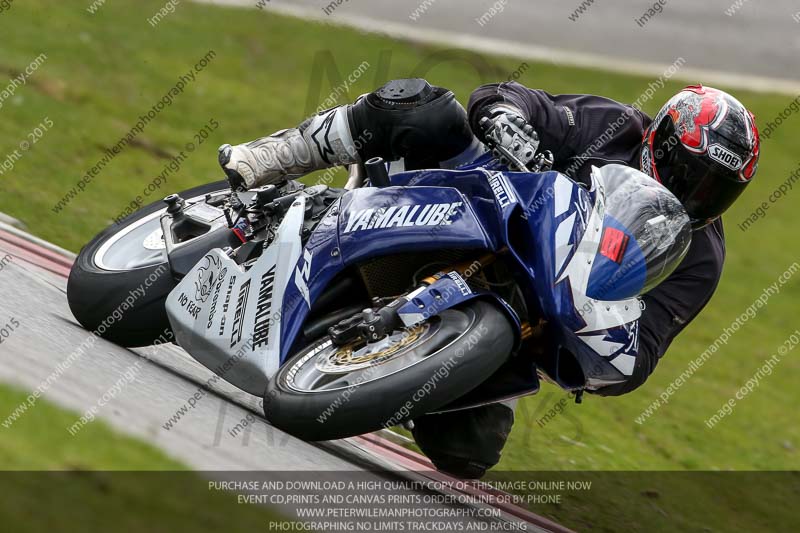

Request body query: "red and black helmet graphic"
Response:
[641, 85, 760, 228]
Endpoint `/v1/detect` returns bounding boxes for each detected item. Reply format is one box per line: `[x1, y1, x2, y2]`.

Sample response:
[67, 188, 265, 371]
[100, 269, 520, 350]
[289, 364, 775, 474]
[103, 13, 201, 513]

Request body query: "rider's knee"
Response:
[347, 78, 475, 170]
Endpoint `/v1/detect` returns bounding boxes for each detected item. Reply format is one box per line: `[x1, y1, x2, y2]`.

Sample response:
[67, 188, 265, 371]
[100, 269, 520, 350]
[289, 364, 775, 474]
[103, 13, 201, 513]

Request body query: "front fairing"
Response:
[279, 179, 500, 361]
[392, 165, 645, 387]
[504, 169, 658, 388]
[165, 197, 308, 395]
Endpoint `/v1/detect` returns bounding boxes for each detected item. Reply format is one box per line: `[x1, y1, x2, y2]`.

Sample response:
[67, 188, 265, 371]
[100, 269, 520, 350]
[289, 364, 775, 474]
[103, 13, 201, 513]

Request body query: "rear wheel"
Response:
[67, 181, 230, 347]
[264, 300, 514, 441]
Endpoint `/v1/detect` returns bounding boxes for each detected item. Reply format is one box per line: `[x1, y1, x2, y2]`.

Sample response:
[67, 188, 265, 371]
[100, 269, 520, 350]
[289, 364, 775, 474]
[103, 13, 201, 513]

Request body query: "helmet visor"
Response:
[657, 143, 747, 227]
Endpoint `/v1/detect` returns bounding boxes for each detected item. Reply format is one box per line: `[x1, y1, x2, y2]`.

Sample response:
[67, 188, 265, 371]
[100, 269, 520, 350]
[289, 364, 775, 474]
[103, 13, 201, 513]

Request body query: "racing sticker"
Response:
[343, 202, 463, 233]
[205, 266, 228, 330]
[294, 249, 313, 307]
[194, 254, 223, 303]
[218, 275, 237, 336]
[177, 292, 201, 320]
[446, 271, 472, 296]
[488, 172, 516, 208]
[252, 266, 277, 350]
[229, 279, 251, 347]
[599, 227, 629, 264]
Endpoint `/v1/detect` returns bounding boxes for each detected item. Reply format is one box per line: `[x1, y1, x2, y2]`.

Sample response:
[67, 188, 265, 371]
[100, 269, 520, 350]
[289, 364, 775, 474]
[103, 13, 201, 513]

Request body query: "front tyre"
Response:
[67, 181, 230, 347]
[264, 300, 514, 441]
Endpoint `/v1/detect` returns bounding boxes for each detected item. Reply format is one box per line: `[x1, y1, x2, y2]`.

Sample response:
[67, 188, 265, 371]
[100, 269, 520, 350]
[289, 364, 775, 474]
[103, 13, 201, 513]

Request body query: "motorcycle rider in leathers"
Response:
[217, 78, 761, 478]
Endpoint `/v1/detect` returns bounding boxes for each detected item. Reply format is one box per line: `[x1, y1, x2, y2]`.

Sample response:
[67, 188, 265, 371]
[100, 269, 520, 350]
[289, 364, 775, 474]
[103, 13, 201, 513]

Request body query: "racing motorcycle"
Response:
[67, 131, 691, 441]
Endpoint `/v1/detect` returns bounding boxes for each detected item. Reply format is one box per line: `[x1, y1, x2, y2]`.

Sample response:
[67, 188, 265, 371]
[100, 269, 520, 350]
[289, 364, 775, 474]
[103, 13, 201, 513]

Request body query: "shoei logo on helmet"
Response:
[708, 143, 743, 171]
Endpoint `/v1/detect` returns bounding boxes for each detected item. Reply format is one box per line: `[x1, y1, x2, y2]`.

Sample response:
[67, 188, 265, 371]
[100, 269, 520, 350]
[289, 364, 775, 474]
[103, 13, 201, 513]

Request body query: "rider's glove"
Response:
[478, 107, 540, 169]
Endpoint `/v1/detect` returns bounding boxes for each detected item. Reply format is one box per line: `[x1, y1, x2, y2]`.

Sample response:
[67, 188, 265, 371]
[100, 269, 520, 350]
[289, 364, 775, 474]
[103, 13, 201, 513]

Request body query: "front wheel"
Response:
[67, 181, 230, 347]
[263, 300, 515, 441]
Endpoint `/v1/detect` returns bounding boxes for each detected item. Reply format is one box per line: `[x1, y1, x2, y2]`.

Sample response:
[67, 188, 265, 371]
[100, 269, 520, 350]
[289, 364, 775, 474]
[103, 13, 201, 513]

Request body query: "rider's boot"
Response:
[218, 105, 359, 190]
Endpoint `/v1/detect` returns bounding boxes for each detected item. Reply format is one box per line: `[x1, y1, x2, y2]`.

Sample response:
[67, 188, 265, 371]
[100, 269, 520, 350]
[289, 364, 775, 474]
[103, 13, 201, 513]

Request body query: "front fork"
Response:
[328, 253, 528, 349]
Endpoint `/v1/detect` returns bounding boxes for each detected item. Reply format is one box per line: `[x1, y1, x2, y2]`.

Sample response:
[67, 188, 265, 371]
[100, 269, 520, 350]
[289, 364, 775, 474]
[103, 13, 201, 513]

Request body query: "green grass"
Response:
[0, 385, 288, 532]
[2, 0, 799, 530]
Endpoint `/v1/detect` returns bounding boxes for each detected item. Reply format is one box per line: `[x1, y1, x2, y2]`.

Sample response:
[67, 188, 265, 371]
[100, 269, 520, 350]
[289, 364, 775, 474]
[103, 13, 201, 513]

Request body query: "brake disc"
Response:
[314, 323, 429, 373]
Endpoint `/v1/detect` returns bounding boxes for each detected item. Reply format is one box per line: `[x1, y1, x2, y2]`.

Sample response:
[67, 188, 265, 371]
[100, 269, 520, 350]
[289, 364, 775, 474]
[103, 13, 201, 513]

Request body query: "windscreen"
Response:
[588, 164, 692, 299]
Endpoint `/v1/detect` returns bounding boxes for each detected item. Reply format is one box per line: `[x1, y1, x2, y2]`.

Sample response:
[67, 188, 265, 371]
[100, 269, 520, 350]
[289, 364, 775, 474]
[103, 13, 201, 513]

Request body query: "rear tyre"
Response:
[67, 181, 229, 347]
[264, 300, 514, 441]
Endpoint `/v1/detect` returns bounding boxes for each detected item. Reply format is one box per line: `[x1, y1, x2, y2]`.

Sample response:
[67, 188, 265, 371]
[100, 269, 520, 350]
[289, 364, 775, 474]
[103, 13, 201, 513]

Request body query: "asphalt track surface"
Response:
[202, 0, 800, 94]
[0, 224, 570, 532]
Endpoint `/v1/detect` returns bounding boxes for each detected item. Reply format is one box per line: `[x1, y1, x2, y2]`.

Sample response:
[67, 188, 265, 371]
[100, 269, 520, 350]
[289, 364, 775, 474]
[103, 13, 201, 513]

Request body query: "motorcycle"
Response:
[67, 132, 691, 441]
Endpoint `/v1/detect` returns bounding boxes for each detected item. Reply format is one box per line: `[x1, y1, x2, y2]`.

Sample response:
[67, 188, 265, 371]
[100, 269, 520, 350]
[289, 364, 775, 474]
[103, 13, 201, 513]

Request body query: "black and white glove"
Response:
[478, 108, 540, 170]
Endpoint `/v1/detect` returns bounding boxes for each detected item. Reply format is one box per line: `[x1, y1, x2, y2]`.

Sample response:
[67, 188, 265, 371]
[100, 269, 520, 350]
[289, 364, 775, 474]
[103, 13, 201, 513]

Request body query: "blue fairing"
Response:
[337, 186, 493, 262]
[278, 165, 644, 385]
[502, 171, 589, 328]
[280, 174, 503, 361]
[502, 170, 642, 383]
[586, 215, 647, 301]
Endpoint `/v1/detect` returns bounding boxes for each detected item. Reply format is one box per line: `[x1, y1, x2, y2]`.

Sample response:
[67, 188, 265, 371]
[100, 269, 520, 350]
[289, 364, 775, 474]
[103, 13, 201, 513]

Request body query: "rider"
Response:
[218, 78, 760, 478]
